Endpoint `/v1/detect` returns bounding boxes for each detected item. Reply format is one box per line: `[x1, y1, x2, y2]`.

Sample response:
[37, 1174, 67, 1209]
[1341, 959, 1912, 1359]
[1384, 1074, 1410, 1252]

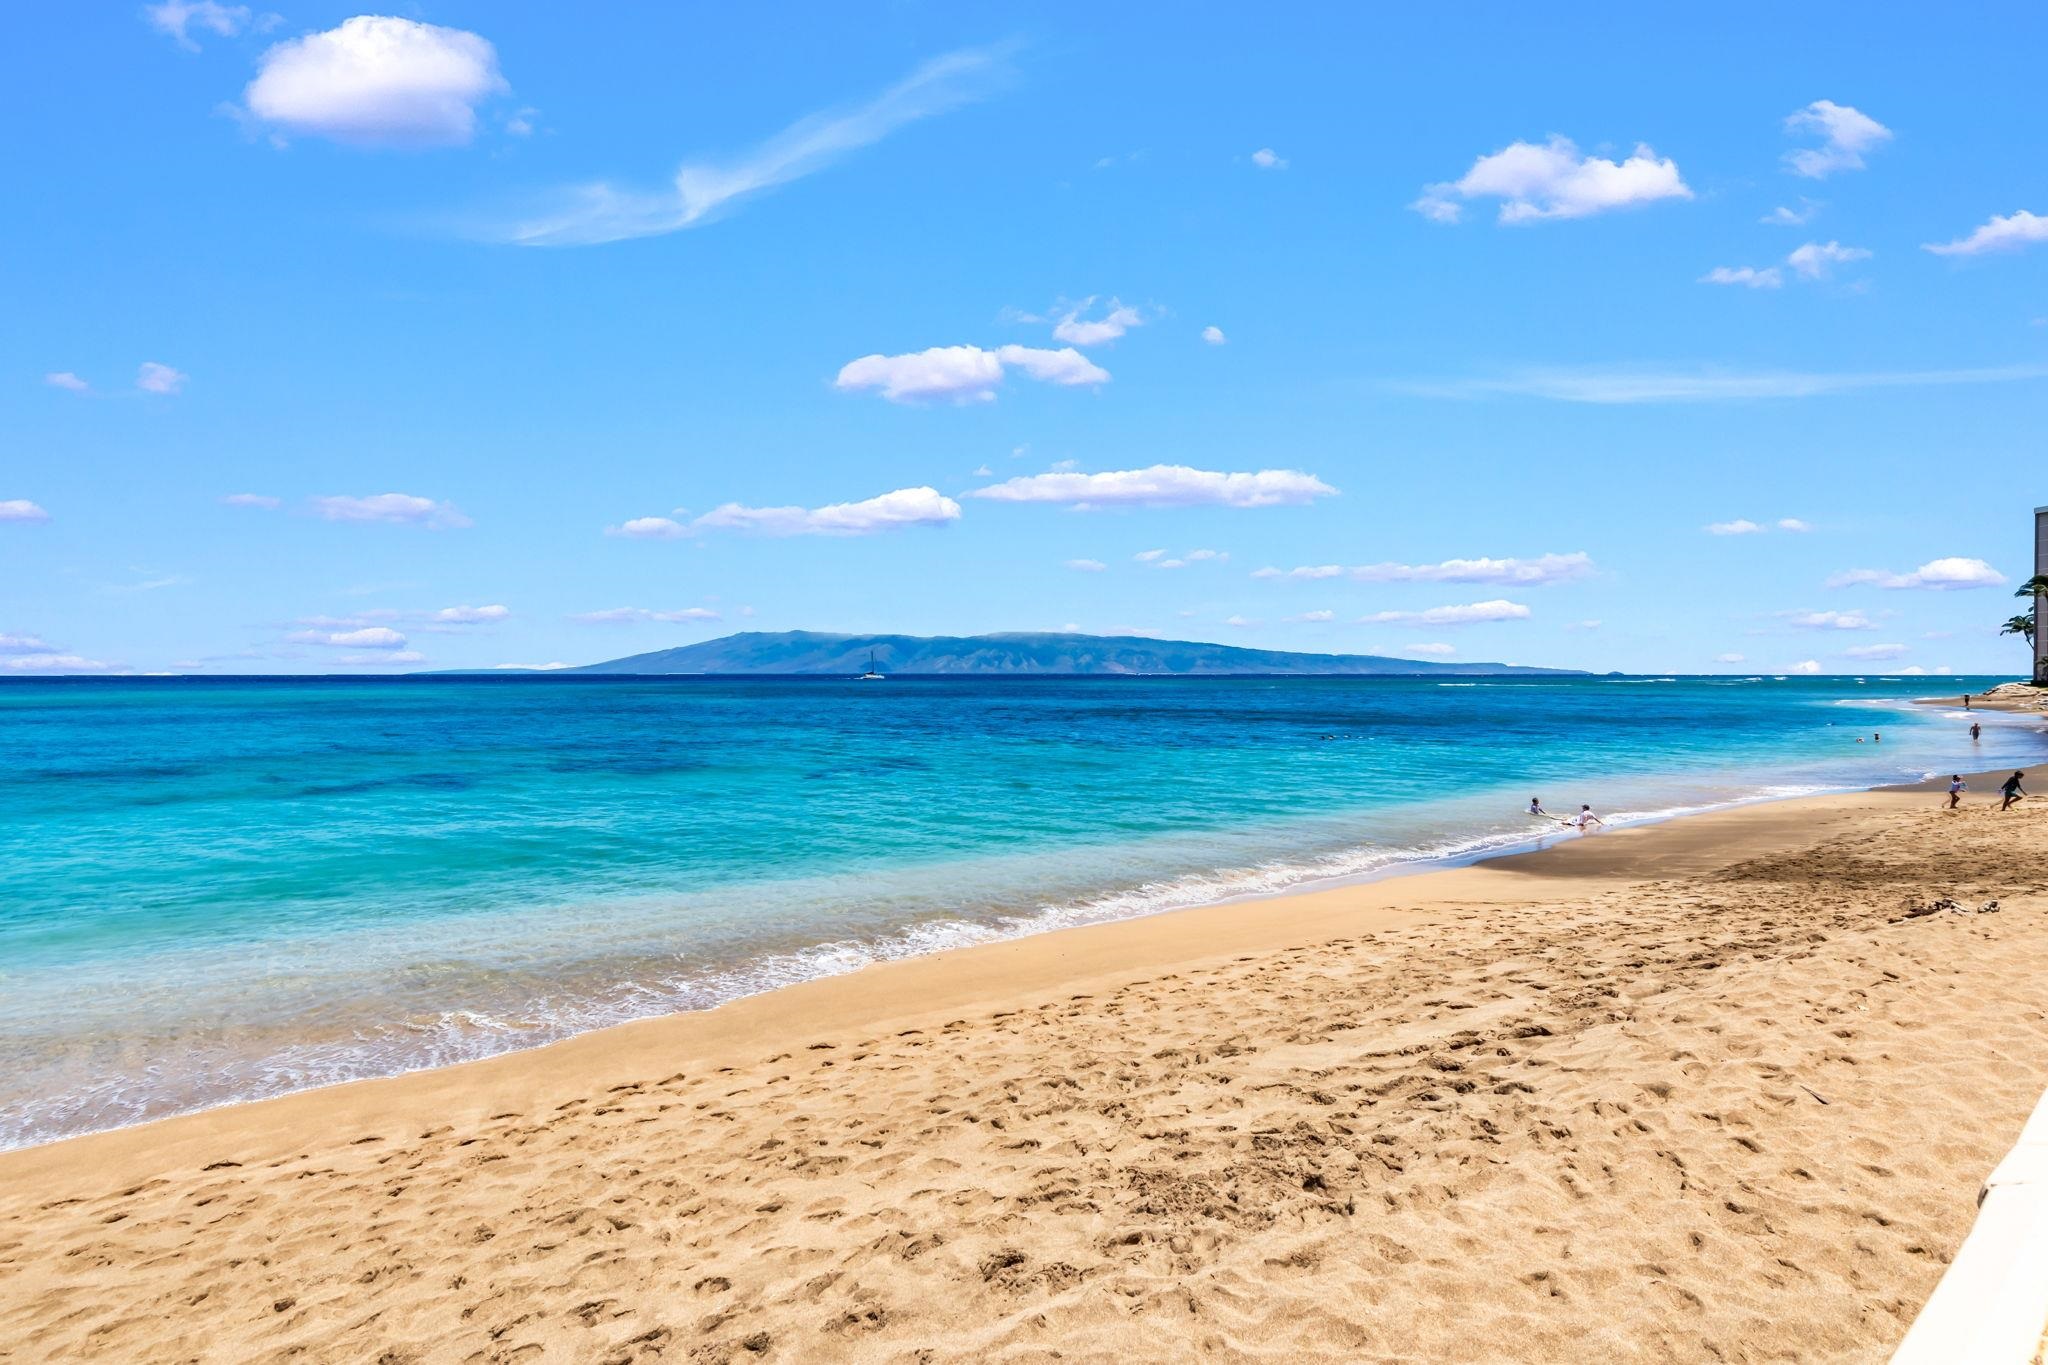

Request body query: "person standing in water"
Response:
[1947, 775, 1966, 809]
[1970, 721, 1982, 741]
[2001, 771, 2028, 811]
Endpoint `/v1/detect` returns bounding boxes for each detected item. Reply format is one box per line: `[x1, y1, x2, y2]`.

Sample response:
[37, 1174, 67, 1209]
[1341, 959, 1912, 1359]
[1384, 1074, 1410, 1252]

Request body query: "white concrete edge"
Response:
[1891, 1087, 2048, 1363]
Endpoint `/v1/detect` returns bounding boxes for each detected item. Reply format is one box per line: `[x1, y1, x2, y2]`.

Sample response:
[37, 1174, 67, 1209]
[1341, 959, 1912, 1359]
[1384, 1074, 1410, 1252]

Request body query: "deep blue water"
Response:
[1, 674, 2040, 1148]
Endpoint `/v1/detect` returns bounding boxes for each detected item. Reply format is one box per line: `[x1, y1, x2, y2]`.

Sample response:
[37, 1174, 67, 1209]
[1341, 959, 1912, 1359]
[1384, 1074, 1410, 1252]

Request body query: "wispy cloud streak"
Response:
[484, 45, 1015, 246]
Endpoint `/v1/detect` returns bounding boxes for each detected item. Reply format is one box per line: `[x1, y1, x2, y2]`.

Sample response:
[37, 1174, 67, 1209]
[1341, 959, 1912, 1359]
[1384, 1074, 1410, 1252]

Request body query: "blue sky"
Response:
[5, 4, 2045, 676]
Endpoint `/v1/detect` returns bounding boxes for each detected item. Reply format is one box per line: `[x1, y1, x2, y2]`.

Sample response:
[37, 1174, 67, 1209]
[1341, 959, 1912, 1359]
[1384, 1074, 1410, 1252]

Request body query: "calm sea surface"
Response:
[2, 674, 2040, 1149]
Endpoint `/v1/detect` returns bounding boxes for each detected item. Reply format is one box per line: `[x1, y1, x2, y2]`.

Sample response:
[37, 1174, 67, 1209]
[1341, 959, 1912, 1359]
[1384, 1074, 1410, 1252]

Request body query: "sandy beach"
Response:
[4, 775, 2046, 1363]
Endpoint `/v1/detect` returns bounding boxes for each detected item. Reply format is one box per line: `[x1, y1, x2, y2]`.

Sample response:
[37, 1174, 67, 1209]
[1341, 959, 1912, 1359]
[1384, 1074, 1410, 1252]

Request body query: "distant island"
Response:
[518, 630, 1582, 677]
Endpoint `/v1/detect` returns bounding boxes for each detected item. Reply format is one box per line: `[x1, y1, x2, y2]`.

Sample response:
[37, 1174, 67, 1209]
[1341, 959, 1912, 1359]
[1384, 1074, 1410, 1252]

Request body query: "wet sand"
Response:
[3, 775, 2045, 1362]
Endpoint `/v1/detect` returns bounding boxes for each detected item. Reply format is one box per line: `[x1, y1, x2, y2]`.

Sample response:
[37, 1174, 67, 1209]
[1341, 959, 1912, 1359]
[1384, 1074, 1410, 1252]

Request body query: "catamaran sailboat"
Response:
[856, 650, 886, 681]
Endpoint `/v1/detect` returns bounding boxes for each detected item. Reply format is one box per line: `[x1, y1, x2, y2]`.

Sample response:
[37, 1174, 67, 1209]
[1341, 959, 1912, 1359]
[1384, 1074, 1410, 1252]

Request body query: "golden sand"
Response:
[3, 779, 2045, 1362]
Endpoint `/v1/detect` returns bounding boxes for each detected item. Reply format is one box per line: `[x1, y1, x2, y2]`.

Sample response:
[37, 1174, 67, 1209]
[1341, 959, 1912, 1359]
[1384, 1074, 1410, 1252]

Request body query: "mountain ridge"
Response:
[543, 630, 1580, 677]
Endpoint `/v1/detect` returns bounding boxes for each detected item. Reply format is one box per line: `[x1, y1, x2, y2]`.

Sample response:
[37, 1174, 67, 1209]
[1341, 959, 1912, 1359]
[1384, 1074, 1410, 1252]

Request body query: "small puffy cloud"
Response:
[136, 361, 187, 394]
[606, 516, 687, 540]
[1287, 610, 1335, 623]
[430, 604, 509, 624]
[1785, 609, 1875, 630]
[1827, 557, 2006, 590]
[1359, 599, 1530, 626]
[1348, 552, 1593, 586]
[1842, 642, 1908, 660]
[972, 464, 993, 477]
[1184, 549, 1226, 562]
[1201, 325, 1227, 345]
[1414, 136, 1690, 224]
[1250, 148, 1287, 170]
[1778, 518, 1813, 532]
[221, 492, 281, 509]
[692, 486, 961, 537]
[0, 500, 51, 523]
[1050, 298, 1142, 346]
[45, 371, 89, 392]
[834, 344, 1107, 403]
[1133, 548, 1168, 562]
[1400, 642, 1457, 657]
[1, 649, 120, 674]
[574, 607, 721, 625]
[1223, 614, 1260, 628]
[1064, 558, 1106, 572]
[311, 493, 471, 528]
[1789, 659, 1822, 674]
[1924, 209, 2048, 258]
[243, 16, 508, 148]
[0, 633, 53, 652]
[1252, 564, 1344, 581]
[144, 0, 251, 51]
[1783, 100, 1891, 179]
[1700, 266, 1782, 289]
[1761, 200, 1819, 227]
[1787, 239, 1872, 280]
[1715, 652, 1747, 664]
[1707, 519, 1763, 535]
[971, 464, 1336, 510]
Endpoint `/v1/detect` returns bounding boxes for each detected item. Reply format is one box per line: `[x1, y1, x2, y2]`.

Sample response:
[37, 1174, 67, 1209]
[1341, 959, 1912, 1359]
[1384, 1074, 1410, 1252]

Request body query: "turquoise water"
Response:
[2, 674, 2040, 1149]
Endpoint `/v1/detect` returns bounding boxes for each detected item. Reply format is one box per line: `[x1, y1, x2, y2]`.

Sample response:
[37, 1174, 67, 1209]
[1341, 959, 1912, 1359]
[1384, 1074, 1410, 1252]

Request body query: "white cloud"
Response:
[0, 500, 51, 523]
[692, 486, 961, 536]
[244, 16, 507, 148]
[1287, 610, 1335, 623]
[1842, 643, 1909, 660]
[1250, 147, 1287, 170]
[1153, 559, 1186, 570]
[1223, 614, 1259, 628]
[145, 0, 251, 51]
[1789, 659, 1822, 674]
[1133, 548, 1168, 562]
[492, 661, 573, 671]
[834, 344, 1107, 403]
[1786, 239, 1872, 280]
[1761, 200, 1819, 227]
[1050, 298, 1142, 346]
[1405, 362, 2048, 404]
[289, 626, 409, 649]
[1359, 599, 1530, 626]
[573, 607, 722, 625]
[1, 651, 120, 674]
[1778, 518, 1813, 532]
[1184, 548, 1226, 562]
[0, 633, 53, 653]
[1347, 552, 1594, 586]
[136, 361, 186, 394]
[1400, 642, 1457, 657]
[45, 371, 89, 392]
[1064, 558, 1106, 572]
[1201, 325, 1227, 345]
[1783, 101, 1891, 179]
[311, 493, 471, 528]
[1785, 609, 1875, 630]
[1826, 557, 2006, 591]
[1715, 652, 1747, 664]
[1924, 210, 2048, 258]
[1252, 564, 1344, 581]
[221, 492, 281, 509]
[1414, 136, 1690, 224]
[430, 604, 509, 624]
[972, 464, 993, 477]
[971, 464, 1336, 510]
[606, 516, 687, 540]
[1700, 266, 1782, 289]
[488, 45, 1012, 245]
[1707, 519, 1764, 536]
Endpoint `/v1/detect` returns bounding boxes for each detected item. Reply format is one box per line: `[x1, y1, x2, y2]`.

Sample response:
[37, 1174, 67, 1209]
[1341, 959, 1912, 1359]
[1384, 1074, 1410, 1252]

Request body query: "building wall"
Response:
[2036, 506, 2048, 683]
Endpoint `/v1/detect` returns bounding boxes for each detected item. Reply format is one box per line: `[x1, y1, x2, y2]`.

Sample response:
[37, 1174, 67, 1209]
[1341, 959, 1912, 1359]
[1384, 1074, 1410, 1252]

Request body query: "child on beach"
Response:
[2001, 771, 2028, 811]
[1573, 804, 1604, 833]
[1947, 775, 1966, 809]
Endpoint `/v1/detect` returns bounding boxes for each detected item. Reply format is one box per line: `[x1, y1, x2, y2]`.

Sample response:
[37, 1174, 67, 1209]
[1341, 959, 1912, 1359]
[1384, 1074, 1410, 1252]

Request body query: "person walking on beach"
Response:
[1970, 721, 1982, 741]
[1573, 804, 1604, 833]
[1947, 775, 1966, 810]
[2001, 771, 2028, 811]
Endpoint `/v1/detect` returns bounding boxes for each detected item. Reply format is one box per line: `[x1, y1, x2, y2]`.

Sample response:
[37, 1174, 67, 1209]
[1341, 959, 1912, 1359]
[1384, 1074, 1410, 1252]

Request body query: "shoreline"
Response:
[4, 767, 2045, 1359]
[0, 764, 2020, 1184]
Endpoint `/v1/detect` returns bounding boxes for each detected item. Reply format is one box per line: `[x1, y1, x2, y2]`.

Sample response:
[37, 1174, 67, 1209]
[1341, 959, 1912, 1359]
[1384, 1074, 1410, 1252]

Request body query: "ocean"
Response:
[2, 673, 2040, 1150]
